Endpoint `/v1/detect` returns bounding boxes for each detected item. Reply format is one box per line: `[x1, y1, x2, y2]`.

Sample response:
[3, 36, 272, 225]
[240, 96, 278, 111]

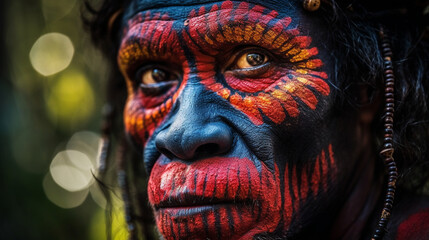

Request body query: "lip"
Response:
[158, 204, 226, 218]
[155, 195, 249, 217]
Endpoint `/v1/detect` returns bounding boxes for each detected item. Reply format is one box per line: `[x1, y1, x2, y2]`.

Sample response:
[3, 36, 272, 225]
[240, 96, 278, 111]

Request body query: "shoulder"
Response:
[386, 191, 429, 240]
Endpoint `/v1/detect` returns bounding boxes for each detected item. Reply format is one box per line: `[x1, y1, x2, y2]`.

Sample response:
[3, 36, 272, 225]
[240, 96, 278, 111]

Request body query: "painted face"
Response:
[118, 0, 354, 239]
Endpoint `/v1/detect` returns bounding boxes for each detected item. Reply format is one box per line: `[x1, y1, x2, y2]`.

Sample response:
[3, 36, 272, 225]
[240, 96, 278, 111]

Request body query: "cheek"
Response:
[281, 144, 338, 228]
[123, 95, 174, 145]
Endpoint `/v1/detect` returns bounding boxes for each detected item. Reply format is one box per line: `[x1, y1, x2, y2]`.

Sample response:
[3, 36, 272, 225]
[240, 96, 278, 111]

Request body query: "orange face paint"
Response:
[182, 1, 330, 125]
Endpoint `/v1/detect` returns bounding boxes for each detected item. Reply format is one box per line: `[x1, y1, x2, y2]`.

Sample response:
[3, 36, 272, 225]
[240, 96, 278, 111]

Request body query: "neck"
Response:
[329, 150, 383, 240]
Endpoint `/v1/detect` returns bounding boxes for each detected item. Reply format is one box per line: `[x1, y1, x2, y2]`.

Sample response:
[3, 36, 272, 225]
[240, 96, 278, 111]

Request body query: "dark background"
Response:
[0, 0, 128, 239]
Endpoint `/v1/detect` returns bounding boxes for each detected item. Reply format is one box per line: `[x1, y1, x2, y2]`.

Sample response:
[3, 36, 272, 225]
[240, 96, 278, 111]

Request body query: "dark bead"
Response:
[385, 73, 395, 78]
[385, 69, 393, 74]
[385, 204, 393, 211]
[386, 195, 394, 201]
[385, 107, 394, 112]
[384, 137, 393, 142]
[385, 81, 394, 87]
[387, 161, 396, 167]
[384, 123, 393, 128]
[389, 176, 398, 182]
[384, 51, 393, 56]
[386, 98, 394, 103]
[384, 133, 393, 138]
[385, 117, 394, 123]
[385, 87, 394, 93]
[389, 166, 397, 171]
[386, 112, 394, 117]
[386, 103, 394, 108]
[385, 93, 394, 98]
[385, 128, 393, 134]
[384, 143, 393, 148]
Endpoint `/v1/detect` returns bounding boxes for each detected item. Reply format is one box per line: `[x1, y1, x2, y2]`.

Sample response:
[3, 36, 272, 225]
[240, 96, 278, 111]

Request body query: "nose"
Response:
[155, 121, 233, 160]
[154, 82, 233, 161]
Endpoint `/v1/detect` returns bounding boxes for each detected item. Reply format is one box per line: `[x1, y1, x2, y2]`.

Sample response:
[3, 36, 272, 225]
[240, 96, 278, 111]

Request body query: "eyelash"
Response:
[223, 47, 281, 78]
[128, 45, 288, 96]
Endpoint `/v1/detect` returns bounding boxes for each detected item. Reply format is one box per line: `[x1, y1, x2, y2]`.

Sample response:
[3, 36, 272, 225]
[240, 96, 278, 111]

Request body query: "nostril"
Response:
[158, 147, 176, 160]
[194, 143, 220, 158]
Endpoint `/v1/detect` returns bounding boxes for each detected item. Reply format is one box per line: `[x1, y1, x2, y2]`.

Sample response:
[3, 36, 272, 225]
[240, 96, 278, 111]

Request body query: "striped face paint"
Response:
[148, 145, 337, 239]
[119, 1, 338, 239]
[182, 1, 330, 125]
[118, 12, 189, 145]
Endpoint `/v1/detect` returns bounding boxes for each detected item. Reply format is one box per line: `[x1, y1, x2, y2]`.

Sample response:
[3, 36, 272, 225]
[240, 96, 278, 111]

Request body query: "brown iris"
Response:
[141, 68, 169, 84]
[236, 52, 267, 69]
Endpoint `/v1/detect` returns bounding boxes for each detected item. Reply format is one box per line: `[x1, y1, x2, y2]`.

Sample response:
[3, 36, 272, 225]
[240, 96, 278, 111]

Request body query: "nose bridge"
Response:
[175, 81, 206, 122]
[155, 82, 233, 160]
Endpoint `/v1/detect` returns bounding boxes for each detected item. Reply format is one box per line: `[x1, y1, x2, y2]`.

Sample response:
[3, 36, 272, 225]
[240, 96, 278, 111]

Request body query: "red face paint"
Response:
[395, 208, 429, 240]
[182, 1, 330, 125]
[283, 144, 337, 226]
[118, 12, 189, 145]
[119, 1, 339, 239]
[148, 157, 282, 239]
[148, 144, 336, 239]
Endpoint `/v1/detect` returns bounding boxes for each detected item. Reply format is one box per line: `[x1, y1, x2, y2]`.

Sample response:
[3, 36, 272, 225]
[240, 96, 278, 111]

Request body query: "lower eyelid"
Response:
[226, 62, 273, 78]
[139, 80, 178, 95]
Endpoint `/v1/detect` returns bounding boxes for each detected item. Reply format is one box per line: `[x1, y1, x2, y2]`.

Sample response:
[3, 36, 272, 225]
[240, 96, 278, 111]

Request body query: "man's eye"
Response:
[236, 52, 268, 69]
[140, 68, 170, 85]
[225, 48, 273, 78]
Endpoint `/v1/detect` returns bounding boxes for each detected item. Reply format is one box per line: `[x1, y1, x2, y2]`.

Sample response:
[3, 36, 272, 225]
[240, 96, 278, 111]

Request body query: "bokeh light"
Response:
[43, 172, 89, 209]
[3, 0, 123, 239]
[50, 150, 94, 192]
[67, 131, 100, 166]
[45, 71, 95, 128]
[29, 32, 74, 76]
[46, 131, 108, 210]
[89, 183, 107, 209]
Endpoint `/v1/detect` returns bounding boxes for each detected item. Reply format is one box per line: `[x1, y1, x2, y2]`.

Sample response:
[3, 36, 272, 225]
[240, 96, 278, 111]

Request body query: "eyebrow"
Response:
[118, 15, 178, 68]
[119, 1, 319, 66]
[181, 1, 315, 60]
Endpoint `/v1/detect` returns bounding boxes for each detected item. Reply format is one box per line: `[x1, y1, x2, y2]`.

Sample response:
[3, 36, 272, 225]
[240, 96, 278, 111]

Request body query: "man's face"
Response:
[118, 0, 354, 239]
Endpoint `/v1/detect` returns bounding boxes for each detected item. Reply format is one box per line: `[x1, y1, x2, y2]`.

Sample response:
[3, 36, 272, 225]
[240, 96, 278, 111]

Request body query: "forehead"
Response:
[123, 0, 301, 22]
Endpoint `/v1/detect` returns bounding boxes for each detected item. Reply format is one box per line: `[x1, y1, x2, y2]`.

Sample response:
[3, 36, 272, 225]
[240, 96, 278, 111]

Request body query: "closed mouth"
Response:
[155, 195, 251, 217]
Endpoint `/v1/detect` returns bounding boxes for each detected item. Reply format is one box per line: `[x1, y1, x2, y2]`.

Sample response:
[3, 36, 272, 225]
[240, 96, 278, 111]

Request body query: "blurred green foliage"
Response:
[0, 0, 126, 239]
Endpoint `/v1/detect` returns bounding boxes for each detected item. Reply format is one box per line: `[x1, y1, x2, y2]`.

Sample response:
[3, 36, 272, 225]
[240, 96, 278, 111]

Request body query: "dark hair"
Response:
[316, 2, 429, 191]
[83, 0, 429, 238]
